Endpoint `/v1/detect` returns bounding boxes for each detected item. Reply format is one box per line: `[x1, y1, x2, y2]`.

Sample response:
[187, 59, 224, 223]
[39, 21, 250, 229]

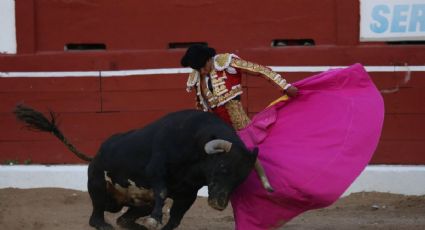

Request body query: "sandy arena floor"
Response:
[1, 188, 424, 230]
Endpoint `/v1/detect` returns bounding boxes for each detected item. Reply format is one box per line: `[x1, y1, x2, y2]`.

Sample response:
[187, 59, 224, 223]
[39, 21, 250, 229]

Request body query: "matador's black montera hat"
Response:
[180, 44, 216, 70]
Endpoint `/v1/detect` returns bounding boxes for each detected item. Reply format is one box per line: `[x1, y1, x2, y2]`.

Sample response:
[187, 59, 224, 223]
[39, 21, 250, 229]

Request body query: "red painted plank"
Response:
[0, 140, 97, 164]
[372, 140, 425, 164]
[1, 113, 58, 141]
[101, 74, 187, 91]
[240, 47, 425, 66]
[247, 87, 289, 113]
[101, 89, 194, 112]
[245, 72, 304, 88]
[0, 92, 101, 113]
[0, 51, 184, 71]
[335, 1, 359, 45]
[2, 110, 175, 141]
[369, 72, 409, 90]
[380, 114, 425, 140]
[381, 89, 425, 114]
[15, 0, 36, 54]
[373, 72, 425, 90]
[0, 77, 100, 92]
[33, 0, 338, 51]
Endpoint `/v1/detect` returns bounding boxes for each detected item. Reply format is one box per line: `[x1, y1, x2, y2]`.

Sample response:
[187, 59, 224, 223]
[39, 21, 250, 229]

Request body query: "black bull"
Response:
[14, 105, 258, 230]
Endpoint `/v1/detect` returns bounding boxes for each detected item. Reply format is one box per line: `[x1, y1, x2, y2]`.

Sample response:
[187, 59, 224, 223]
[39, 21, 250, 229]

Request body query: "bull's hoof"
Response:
[261, 180, 275, 193]
[117, 217, 148, 230]
[95, 223, 114, 230]
[265, 185, 275, 193]
[143, 217, 159, 229]
[90, 219, 114, 230]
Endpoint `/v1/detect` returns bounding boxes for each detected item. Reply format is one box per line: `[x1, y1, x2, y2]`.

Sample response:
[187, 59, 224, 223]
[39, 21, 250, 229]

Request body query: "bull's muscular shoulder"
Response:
[156, 110, 234, 141]
[161, 109, 218, 123]
[166, 109, 204, 117]
[99, 109, 231, 156]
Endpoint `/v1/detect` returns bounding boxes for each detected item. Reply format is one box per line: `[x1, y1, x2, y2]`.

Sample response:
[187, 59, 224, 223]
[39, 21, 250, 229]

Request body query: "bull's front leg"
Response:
[255, 159, 274, 192]
[161, 192, 197, 230]
[144, 181, 167, 229]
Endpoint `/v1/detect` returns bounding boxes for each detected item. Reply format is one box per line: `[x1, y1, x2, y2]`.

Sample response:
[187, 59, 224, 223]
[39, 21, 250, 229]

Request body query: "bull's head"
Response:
[204, 139, 258, 210]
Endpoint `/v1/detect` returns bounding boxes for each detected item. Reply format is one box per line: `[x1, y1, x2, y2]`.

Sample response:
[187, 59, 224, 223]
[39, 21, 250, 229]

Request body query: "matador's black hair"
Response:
[180, 44, 216, 70]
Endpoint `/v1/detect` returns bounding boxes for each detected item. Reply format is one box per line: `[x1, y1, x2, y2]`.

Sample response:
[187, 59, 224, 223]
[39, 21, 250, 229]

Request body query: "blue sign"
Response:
[361, 0, 425, 41]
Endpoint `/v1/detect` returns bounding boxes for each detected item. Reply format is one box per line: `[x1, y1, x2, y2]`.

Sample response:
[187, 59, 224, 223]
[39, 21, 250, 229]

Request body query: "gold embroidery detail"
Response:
[218, 85, 242, 106]
[191, 67, 243, 111]
[230, 58, 288, 90]
[214, 53, 232, 70]
[186, 70, 199, 92]
[225, 100, 251, 130]
[200, 83, 243, 109]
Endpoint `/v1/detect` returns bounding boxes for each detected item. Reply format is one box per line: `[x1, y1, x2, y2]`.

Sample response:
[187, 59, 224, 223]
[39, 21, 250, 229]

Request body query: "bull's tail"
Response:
[14, 104, 93, 162]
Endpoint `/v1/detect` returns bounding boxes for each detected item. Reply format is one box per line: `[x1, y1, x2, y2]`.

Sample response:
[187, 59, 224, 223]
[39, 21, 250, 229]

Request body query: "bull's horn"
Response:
[204, 139, 232, 154]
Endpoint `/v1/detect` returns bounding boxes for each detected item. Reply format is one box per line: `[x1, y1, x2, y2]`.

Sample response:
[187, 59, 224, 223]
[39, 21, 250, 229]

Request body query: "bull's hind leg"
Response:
[145, 150, 168, 226]
[88, 164, 114, 230]
[117, 206, 153, 230]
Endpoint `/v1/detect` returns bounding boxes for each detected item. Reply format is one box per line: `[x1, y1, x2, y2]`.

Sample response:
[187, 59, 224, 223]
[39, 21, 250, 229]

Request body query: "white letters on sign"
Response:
[360, 0, 425, 41]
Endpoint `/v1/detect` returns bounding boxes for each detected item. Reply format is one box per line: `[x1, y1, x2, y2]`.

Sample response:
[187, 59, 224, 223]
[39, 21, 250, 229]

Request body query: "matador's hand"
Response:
[285, 85, 298, 97]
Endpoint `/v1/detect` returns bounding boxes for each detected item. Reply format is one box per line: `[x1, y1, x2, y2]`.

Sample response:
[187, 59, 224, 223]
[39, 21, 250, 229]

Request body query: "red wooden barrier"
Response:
[1, 0, 424, 164]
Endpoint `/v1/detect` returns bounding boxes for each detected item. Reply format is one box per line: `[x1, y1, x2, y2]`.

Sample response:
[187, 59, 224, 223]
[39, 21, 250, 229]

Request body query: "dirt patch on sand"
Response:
[0, 188, 424, 229]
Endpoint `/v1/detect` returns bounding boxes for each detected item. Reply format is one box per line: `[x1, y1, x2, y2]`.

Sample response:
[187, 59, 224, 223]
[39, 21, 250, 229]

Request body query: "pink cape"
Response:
[232, 64, 384, 229]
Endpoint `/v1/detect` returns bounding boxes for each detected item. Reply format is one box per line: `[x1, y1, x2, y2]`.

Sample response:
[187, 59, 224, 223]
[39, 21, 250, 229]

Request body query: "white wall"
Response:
[1, 165, 425, 197]
[0, 0, 17, 54]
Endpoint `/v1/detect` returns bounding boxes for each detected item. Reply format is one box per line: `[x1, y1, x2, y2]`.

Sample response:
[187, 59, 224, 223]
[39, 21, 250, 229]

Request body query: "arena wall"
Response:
[1, 0, 424, 165]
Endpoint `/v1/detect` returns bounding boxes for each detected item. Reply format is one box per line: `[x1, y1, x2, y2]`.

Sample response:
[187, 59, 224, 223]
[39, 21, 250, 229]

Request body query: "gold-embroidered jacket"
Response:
[186, 53, 289, 112]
